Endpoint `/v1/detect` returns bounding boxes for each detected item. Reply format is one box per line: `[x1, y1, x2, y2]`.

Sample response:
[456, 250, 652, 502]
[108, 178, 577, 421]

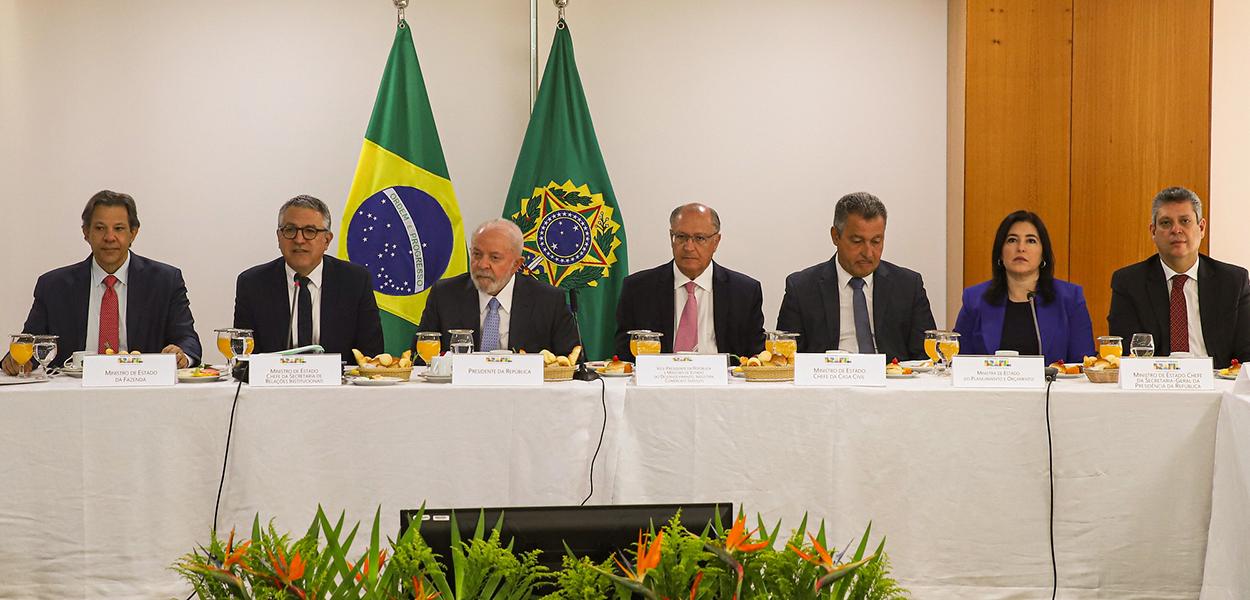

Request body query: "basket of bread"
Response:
[738, 350, 794, 382]
[1083, 354, 1120, 384]
[351, 349, 415, 379]
[525, 346, 582, 381]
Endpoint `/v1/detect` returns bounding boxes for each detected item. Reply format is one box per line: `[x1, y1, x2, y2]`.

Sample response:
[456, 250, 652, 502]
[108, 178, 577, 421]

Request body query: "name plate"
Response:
[83, 353, 176, 387]
[1119, 357, 1214, 391]
[794, 353, 886, 387]
[452, 354, 543, 386]
[249, 354, 343, 387]
[635, 354, 728, 387]
[952, 355, 1046, 388]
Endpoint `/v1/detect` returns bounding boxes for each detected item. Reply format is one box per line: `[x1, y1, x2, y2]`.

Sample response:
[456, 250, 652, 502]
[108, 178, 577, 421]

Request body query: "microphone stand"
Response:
[568, 288, 599, 381]
[1030, 291, 1058, 382]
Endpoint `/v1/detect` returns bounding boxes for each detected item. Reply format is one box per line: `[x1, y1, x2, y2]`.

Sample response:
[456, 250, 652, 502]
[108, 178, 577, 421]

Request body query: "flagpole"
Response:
[393, 0, 408, 28]
[530, 0, 538, 111]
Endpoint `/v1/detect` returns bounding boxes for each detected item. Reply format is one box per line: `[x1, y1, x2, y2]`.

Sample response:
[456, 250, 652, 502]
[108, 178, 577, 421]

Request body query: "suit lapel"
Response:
[658, 264, 676, 353]
[818, 258, 841, 350]
[711, 264, 728, 352]
[271, 259, 293, 348]
[1197, 256, 1220, 358]
[871, 262, 889, 352]
[1144, 257, 1172, 354]
[125, 254, 147, 349]
[507, 275, 533, 351]
[71, 257, 93, 352]
[982, 298, 1006, 354]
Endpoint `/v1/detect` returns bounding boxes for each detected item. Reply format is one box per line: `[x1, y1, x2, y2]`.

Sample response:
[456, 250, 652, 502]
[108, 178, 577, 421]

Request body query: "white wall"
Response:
[1211, 0, 1250, 266]
[0, 0, 949, 352]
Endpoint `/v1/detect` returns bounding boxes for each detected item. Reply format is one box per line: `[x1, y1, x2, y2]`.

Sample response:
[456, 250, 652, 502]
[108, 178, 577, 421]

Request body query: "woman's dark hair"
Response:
[984, 210, 1055, 304]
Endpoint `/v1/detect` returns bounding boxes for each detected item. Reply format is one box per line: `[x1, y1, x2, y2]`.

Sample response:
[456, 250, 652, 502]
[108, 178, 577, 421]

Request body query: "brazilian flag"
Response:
[504, 19, 627, 361]
[340, 19, 466, 355]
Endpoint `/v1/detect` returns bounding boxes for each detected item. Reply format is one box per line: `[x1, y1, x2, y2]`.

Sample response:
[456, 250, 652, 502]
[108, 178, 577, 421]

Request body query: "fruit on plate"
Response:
[186, 367, 220, 378]
[738, 350, 790, 367]
[352, 348, 414, 369]
[885, 358, 913, 375]
[1049, 360, 1082, 375]
[1083, 354, 1120, 370]
[1219, 359, 1242, 377]
[600, 355, 633, 374]
[523, 346, 582, 367]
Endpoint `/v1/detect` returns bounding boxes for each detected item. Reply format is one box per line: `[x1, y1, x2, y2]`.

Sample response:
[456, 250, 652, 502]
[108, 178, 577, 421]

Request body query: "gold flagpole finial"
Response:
[393, 0, 409, 28]
[554, 0, 568, 28]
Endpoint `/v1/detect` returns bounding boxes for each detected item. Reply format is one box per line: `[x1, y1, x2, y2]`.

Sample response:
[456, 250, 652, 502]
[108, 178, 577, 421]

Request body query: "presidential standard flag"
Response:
[504, 19, 627, 361]
[340, 20, 466, 355]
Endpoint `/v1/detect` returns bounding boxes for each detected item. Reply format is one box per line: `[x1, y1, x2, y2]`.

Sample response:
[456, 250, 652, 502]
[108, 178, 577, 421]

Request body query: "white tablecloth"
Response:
[1201, 388, 1250, 599]
[0, 375, 1242, 599]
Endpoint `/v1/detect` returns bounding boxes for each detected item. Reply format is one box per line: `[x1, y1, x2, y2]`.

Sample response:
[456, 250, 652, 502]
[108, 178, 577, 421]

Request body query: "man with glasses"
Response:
[613, 203, 765, 360]
[233, 195, 384, 356]
[777, 192, 936, 361]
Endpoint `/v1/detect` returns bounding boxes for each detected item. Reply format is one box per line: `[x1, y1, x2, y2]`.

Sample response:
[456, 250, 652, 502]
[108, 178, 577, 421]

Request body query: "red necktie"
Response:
[1169, 274, 1189, 354]
[99, 274, 120, 354]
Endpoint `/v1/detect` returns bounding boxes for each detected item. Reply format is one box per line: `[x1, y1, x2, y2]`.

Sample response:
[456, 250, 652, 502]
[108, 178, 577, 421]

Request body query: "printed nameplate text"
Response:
[83, 353, 177, 387]
[794, 353, 886, 387]
[250, 354, 343, 387]
[635, 354, 728, 387]
[1119, 357, 1214, 391]
[952, 355, 1046, 389]
[452, 354, 543, 386]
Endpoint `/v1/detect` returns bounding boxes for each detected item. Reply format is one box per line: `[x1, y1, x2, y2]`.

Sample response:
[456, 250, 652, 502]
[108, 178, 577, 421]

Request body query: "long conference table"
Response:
[1, 372, 1247, 599]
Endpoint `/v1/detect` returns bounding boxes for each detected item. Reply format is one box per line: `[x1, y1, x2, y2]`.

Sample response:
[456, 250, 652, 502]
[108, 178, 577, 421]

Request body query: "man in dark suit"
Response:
[1108, 186, 1250, 367]
[234, 195, 384, 357]
[416, 219, 579, 355]
[3, 190, 201, 373]
[777, 192, 936, 362]
[614, 203, 765, 359]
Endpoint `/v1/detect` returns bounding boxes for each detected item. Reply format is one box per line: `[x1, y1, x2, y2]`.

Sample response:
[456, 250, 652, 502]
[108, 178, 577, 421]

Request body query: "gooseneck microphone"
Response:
[1029, 291, 1057, 381]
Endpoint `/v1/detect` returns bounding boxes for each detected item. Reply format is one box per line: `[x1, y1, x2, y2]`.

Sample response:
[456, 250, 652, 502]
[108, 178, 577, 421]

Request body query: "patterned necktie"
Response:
[1169, 274, 1189, 354]
[481, 297, 501, 351]
[674, 281, 699, 352]
[296, 275, 313, 348]
[849, 277, 875, 353]
[98, 274, 119, 354]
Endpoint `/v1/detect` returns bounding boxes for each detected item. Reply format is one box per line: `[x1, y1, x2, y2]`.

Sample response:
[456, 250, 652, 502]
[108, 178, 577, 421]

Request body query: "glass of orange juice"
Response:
[773, 331, 799, 360]
[924, 329, 942, 365]
[629, 330, 662, 356]
[9, 333, 35, 378]
[937, 331, 961, 375]
[215, 328, 238, 362]
[764, 331, 778, 355]
[416, 332, 441, 365]
[1096, 336, 1123, 359]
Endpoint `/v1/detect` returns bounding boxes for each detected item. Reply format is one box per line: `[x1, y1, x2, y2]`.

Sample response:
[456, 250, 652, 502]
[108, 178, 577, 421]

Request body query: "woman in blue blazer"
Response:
[954, 211, 1095, 364]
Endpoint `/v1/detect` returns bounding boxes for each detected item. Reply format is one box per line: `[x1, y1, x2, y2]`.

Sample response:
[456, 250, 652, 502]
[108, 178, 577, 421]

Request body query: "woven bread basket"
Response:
[543, 365, 576, 382]
[1084, 368, 1119, 384]
[742, 365, 795, 382]
[358, 364, 415, 379]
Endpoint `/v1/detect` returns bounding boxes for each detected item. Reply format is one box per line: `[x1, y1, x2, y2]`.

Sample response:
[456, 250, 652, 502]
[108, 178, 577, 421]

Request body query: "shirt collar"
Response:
[1160, 257, 1199, 283]
[673, 261, 715, 292]
[833, 254, 874, 290]
[285, 260, 325, 288]
[478, 273, 517, 314]
[91, 252, 131, 286]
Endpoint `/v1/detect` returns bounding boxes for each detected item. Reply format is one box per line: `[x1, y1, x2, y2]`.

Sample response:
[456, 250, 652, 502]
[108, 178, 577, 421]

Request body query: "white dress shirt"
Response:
[1161, 259, 1208, 357]
[672, 262, 717, 353]
[285, 261, 324, 347]
[477, 274, 516, 350]
[834, 256, 876, 352]
[86, 253, 130, 353]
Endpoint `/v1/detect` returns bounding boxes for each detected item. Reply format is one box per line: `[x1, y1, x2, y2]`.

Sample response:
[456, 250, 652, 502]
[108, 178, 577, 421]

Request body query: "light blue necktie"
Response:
[849, 277, 875, 353]
[481, 297, 502, 351]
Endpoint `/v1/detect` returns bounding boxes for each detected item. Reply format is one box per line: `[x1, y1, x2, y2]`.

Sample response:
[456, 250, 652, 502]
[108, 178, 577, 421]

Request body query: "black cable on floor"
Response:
[1045, 376, 1058, 600]
[580, 377, 607, 506]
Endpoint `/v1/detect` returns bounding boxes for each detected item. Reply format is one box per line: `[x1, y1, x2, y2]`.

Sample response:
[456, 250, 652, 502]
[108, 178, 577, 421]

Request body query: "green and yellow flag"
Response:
[504, 19, 628, 361]
[340, 20, 466, 355]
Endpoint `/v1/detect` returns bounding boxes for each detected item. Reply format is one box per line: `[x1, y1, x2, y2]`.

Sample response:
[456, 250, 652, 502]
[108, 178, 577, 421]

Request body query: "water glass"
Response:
[1130, 333, 1154, 358]
[32, 335, 58, 378]
[449, 329, 475, 355]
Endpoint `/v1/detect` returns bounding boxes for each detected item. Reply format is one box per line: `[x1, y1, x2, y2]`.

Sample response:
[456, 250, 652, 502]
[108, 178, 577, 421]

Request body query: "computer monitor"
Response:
[398, 503, 733, 571]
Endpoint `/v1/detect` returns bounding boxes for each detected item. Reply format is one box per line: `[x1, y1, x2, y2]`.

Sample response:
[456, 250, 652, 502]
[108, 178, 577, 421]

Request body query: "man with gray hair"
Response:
[1108, 186, 1250, 366]
[613, 202, 765, 359]
[234, 194, 384, 356]
[416, 218, 580, 355]
[777, 191, 936, 361]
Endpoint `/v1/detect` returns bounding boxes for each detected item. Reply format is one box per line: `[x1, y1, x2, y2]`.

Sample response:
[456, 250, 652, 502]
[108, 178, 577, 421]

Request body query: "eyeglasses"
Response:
[670, 232, 719, 246]
[278, 225, 329, 240]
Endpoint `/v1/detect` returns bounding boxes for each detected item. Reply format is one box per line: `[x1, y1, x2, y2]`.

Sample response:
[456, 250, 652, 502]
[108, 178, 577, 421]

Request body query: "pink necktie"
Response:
[99, 274, 119, 354]
[674, 281, 699, 352]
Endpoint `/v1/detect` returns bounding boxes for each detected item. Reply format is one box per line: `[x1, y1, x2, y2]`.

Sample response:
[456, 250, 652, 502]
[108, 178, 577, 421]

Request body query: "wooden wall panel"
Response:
[1070, 0, 1212, 337]
[964, 0, 1073, 288]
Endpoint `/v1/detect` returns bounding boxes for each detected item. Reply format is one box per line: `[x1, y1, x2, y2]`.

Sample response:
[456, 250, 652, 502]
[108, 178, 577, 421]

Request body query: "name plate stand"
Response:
[794, 353, 886, 387]
[635, 354, 728, 387]
[452, 354, 543, 386]
[1119, 357, 1214, 391]
[951, 355, 1046, 389]
[249, 354, 343, 387]
[83, 354, 177, 387]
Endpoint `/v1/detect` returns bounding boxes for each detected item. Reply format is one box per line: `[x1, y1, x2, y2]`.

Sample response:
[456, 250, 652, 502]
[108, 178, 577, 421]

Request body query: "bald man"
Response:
[614, 203, 765, 360]
[415, 219, 580, 355]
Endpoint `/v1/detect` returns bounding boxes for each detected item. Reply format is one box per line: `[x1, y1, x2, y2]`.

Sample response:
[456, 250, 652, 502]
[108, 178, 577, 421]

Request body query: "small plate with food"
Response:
[177, 367, 225, 383]
[596, 356, 634, 377]
[1216, 360, 1242, 380]
[350, 375, 404, 386]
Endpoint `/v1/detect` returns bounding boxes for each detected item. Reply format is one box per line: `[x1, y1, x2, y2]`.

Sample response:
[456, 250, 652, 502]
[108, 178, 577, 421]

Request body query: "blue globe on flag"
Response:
[345, 186, 454, 296]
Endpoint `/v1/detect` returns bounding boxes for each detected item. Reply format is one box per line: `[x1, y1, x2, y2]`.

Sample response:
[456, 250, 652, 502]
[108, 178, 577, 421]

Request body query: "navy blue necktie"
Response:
[296, 275, 313, 348]
[849, 277, 875, 353]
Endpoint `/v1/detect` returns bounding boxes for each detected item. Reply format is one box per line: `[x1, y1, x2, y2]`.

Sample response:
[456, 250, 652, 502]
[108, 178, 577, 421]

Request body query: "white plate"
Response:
[350, 376, 403, 386]
[59, 368, 85, 378]
[596, 370, 633, 378]
[178, 374, 227, 383]
[886, 373, 918, 379]
[419, 373, 452, 384]
[1055, 372, 1084, 379]
[1216, 372, 1239, 380]
[0, 376, 50, 386]
[900, 360, 934, 373]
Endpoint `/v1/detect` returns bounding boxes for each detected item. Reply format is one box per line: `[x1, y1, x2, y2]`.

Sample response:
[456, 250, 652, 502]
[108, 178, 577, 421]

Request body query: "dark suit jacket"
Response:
[954, 279, 1095, 364]
[1108, 254, 1250, 367]
[776, 256, 936, 362]
[234, 255, 385, 357]
[18, 253, 202, 367]
[416, 273, 580, 356]
[613, 261, 766, 360]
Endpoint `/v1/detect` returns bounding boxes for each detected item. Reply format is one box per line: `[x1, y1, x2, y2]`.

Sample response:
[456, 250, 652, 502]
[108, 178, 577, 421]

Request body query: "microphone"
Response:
[566, 288, 599, 381]
[287, 273, 301, 350]
[1029, 291, 1058, 381]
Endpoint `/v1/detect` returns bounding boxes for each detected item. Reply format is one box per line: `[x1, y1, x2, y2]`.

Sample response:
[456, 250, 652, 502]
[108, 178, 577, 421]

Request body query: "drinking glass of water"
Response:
[449, 329, 475, 354]
[1130, 333, 1154, 357]
[32, 335, 58, 378]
